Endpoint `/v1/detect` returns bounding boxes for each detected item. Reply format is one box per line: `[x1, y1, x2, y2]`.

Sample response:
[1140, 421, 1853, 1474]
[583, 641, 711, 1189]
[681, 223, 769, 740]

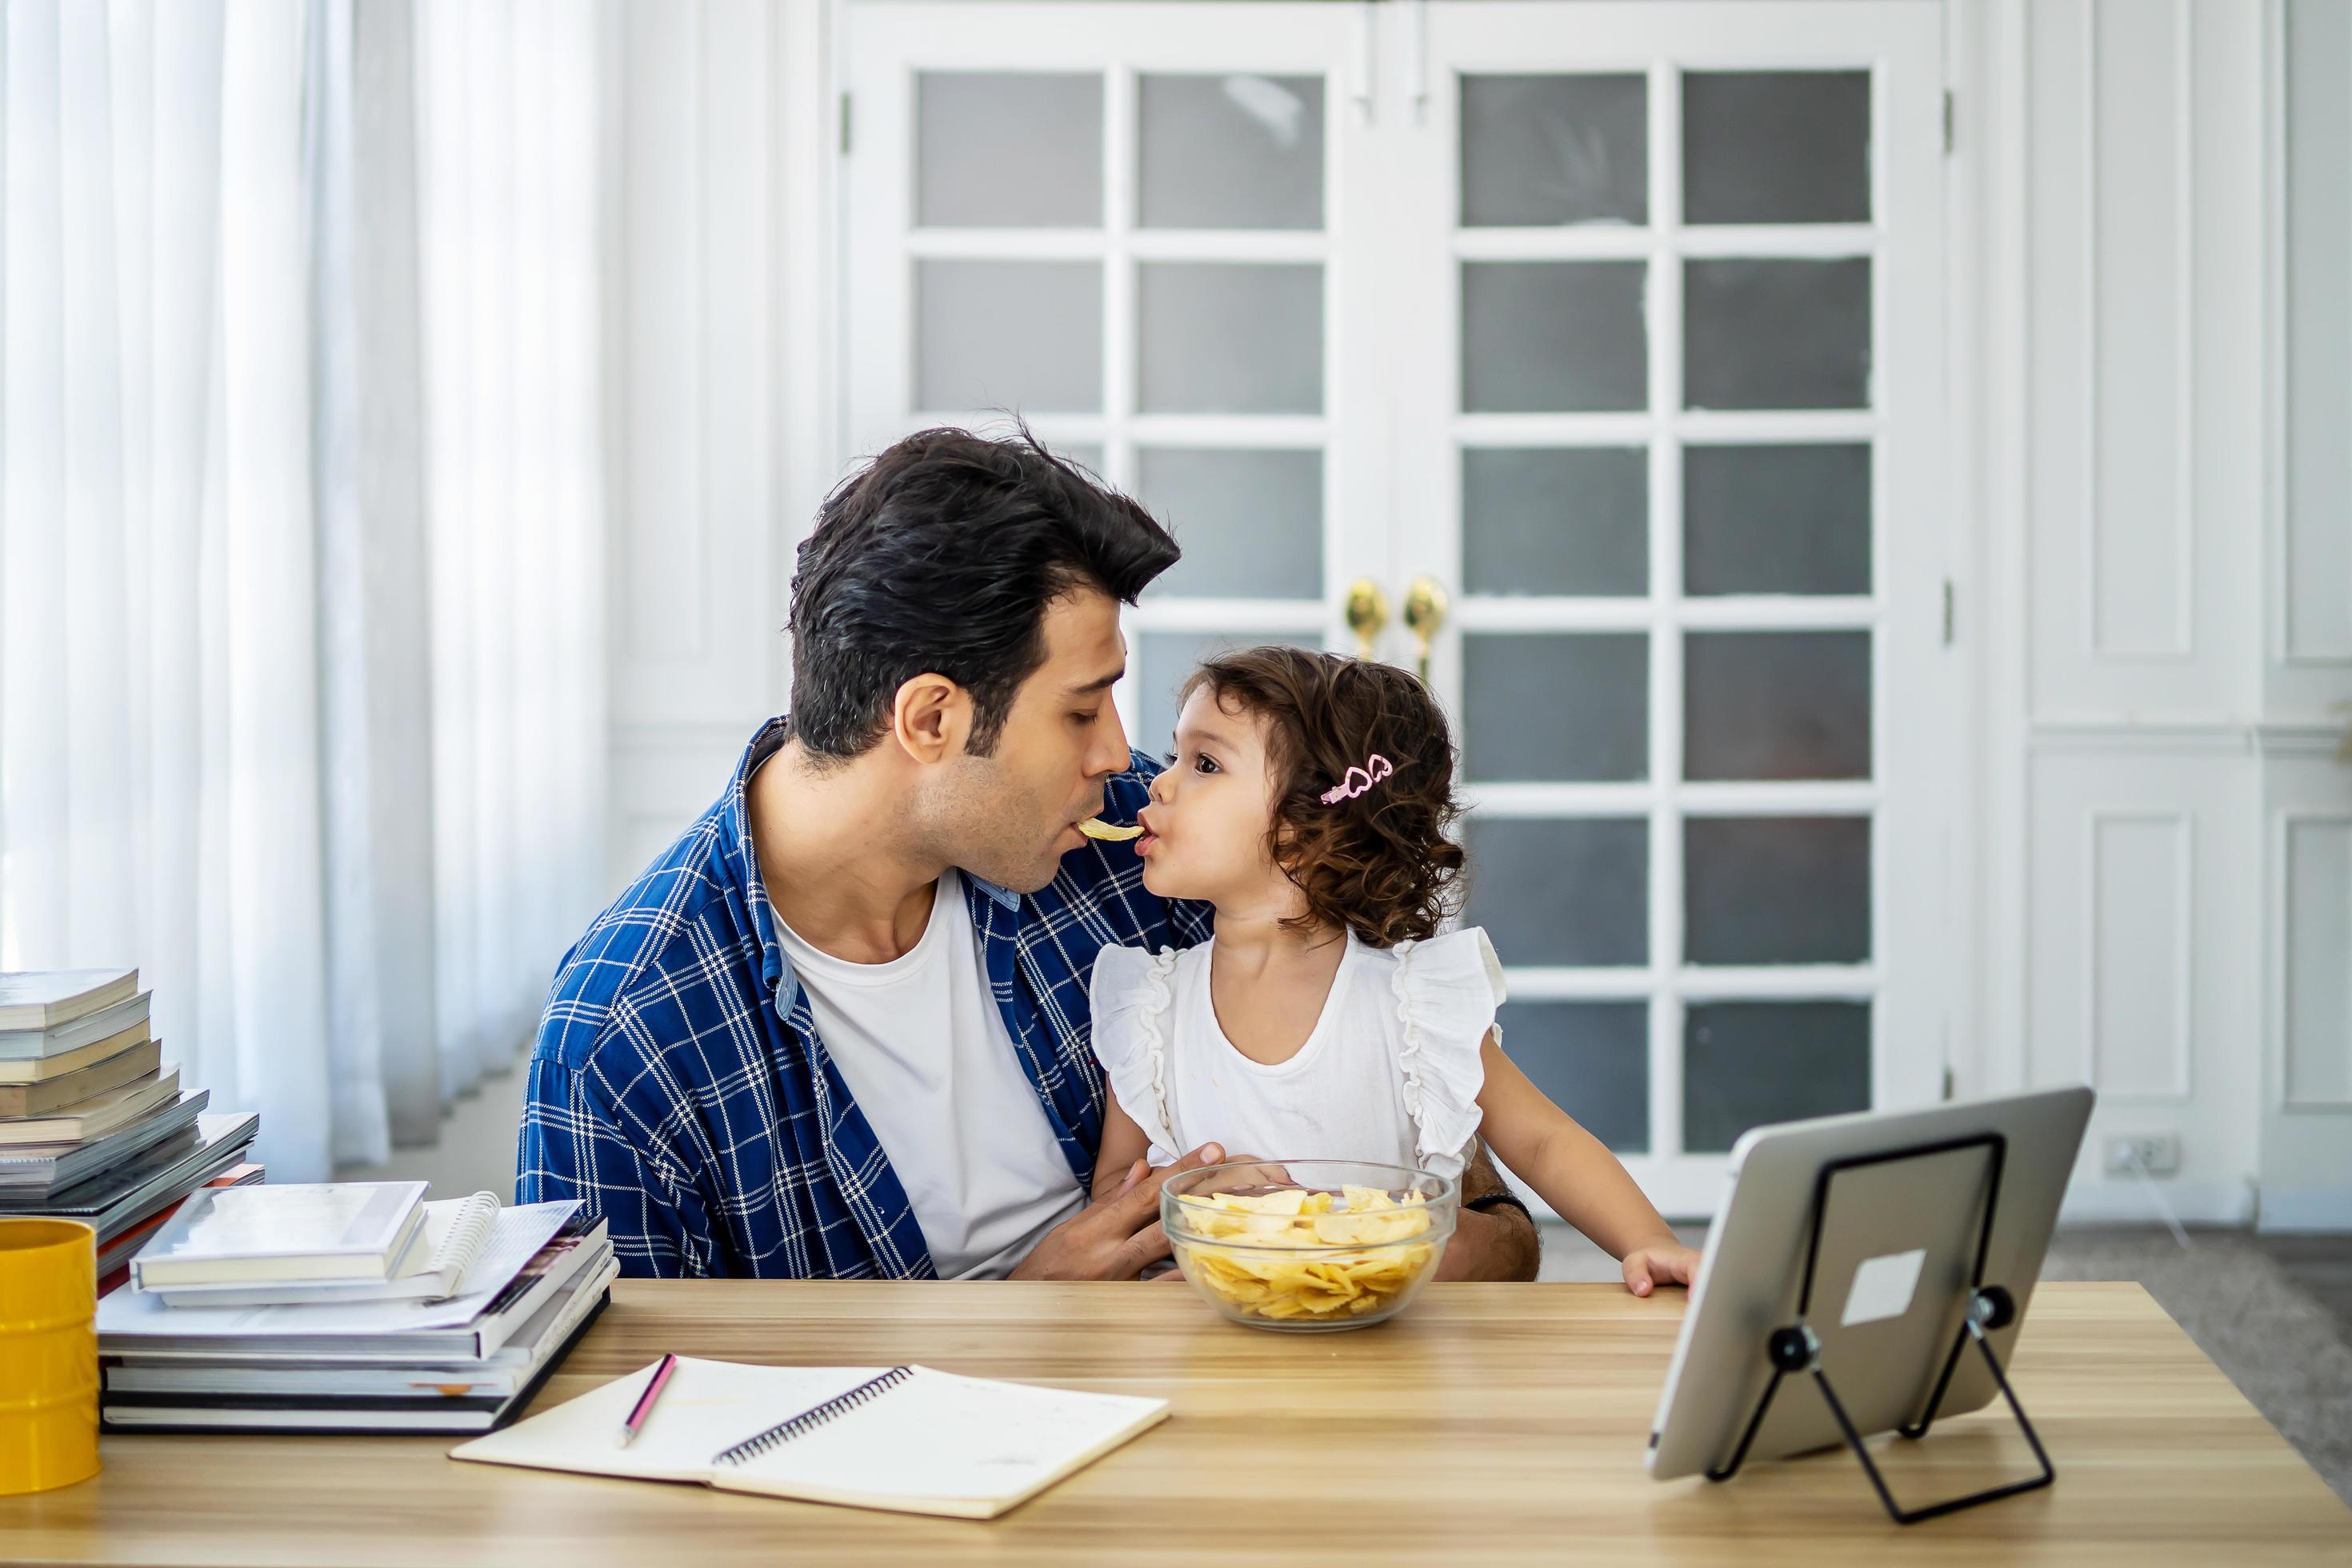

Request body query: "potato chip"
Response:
[1172, 1186, 1443, 1327]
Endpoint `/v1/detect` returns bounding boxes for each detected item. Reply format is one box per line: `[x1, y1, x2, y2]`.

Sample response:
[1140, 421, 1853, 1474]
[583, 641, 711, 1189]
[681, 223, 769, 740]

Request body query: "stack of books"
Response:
[98, 1182, 615, 1434]
[0, 970, 259, 1288]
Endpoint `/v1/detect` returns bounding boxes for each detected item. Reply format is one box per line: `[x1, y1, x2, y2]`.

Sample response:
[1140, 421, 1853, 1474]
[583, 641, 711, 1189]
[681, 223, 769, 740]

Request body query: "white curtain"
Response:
[0, 0, 608, 1183]
[415, 0, 608, 1102]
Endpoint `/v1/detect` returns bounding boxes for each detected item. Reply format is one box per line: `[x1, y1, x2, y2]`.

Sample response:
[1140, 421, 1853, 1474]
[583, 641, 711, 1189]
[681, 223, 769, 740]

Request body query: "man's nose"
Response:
[1088, 702, 1132, 778]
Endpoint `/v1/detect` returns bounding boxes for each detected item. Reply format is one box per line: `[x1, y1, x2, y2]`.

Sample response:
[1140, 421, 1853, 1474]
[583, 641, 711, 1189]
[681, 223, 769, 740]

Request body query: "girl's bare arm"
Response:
[1472, 1030, 1680, 1261]
[1092, 1094, 1154, 1202]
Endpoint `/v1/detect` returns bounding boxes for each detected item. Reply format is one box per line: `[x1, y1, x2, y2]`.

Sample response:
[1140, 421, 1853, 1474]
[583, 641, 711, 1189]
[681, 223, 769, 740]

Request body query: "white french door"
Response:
[843, 4, 1376, 754]
[842, 1, 1950, 1217]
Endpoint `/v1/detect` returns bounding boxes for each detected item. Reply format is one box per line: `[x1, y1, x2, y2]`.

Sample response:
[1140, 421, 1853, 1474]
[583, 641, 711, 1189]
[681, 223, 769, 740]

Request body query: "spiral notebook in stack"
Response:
[450, 1357, 1170, 1519]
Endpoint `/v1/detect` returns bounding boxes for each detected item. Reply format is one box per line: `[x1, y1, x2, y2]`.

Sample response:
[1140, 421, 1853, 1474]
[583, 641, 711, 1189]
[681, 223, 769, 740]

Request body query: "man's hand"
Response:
[1436, 1140, 1542, 1282]
[1010, 1143, 1228, 1280]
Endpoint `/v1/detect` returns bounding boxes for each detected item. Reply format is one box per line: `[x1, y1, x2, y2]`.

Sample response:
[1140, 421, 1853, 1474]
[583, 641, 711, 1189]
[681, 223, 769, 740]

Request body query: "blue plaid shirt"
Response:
[516, 718, 1210, 1278]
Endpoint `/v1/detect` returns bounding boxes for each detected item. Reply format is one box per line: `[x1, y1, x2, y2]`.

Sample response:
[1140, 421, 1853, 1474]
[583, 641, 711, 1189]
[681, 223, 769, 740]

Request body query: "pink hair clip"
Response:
[1320, 753, 1394, 805]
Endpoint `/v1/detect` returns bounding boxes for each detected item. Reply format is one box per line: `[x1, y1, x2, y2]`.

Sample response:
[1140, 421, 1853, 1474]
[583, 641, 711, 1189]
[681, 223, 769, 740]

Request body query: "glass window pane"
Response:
[1462, 262, 1648, 414]
[1463, 447, 1647, 596]
[918, 73, 1103, 229]
[1684, 631, 1870, 781]
[917, 260, 1102, 414]
[1501, 1001, 1648, 1153]
[1684, 1002, 1870, 1153]
[1138, 448, 1322, 600]
[1684, 445, 1871, 596]
[1136, 630, 1317, 756]
[1682, 71, 1870, 226]
[1464, 817, 1648, 966]
[1140, 74, 1324, 230]
[1138, 263, 1323, 414]
[1054, 442, 1106, 478]
[1685, 817, 1871, 965]
[1461, 74, 1647, 228]
[1463, 634, 1647, 782]
[1684, 259, 1870, 411]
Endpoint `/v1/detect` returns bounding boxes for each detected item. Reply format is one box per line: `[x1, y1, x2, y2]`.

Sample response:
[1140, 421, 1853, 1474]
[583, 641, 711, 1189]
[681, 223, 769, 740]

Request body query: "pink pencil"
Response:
[617, 1353, 680, 1447]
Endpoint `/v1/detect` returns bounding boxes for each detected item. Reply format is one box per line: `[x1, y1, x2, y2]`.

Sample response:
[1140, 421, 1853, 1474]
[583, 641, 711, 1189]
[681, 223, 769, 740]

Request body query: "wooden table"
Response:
[3, 1281, 2345, 1565]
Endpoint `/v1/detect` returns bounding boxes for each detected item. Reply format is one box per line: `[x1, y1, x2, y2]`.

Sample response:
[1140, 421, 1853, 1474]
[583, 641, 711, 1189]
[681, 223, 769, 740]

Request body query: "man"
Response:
[518, 428, 1539, 1281]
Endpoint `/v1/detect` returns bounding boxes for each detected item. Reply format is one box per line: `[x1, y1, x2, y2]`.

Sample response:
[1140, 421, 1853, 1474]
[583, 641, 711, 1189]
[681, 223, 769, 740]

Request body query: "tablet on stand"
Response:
[1646, 1086, 2095, 1525]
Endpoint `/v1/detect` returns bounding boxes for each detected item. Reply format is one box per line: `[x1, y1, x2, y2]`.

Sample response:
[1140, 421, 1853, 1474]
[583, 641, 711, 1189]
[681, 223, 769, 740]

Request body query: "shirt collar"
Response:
[722, 717, 1023, 994]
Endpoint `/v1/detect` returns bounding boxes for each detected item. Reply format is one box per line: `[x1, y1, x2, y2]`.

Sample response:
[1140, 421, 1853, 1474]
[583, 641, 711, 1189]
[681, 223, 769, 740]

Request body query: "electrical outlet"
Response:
[2103, 1133, 2182, 1178]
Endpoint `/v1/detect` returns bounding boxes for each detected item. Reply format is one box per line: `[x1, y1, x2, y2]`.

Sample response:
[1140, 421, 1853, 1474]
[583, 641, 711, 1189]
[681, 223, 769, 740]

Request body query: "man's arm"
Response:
[1011, 1142, 1230, 1279]
[1437, 1138, 1542, 1282]
[518, 1052, 705, 1278]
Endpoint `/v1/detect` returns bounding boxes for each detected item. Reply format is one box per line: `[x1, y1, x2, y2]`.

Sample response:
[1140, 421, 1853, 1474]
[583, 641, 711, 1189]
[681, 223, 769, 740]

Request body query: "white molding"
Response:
[2278, 810, 2352, 1109]
[1453, 596, 1879, 633]
[2257, 1186, 2352, 1234]
[1965, 0, 2034, 1108]
[1451, 410, 1881, 447]
[2255, 722, 2352, 758]
[2029, 717, 2347, 754]
[2077, 0, 2115, 659]
[2082, 808, 2195, 1100]
[1451, 223, 1878, 262]
[902, 227, 1331, 263]
[1502, 969, 1656, 1002]
[2166, 0, 2196, 661]
[2274, 0, 2352, 668]
[1465, 781, 1882, 817]
[2058, 1177, 2257, 1227]
[775, 0, 843, 714]
[2079, 0, 2198, 663]
[1122, 598, 1327, 634]
[2262, 0, 2293, 674]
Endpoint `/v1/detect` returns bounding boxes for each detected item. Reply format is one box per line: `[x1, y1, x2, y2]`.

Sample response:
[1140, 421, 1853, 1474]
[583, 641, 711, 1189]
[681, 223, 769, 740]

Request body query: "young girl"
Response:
[1090, 646, 1700, 1296]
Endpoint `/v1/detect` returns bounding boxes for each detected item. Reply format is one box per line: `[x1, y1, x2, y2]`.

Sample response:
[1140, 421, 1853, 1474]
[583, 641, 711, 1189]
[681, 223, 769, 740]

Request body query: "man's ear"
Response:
[890, 673, 971, 765]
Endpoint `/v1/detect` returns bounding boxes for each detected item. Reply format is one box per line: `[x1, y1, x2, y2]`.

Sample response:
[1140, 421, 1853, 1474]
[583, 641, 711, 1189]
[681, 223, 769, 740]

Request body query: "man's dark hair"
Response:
[786, 426, 1179, 764]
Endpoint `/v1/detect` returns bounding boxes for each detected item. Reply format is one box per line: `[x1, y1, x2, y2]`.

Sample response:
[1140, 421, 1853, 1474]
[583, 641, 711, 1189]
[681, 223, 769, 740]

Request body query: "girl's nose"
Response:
[1148, 768, 1172, 803]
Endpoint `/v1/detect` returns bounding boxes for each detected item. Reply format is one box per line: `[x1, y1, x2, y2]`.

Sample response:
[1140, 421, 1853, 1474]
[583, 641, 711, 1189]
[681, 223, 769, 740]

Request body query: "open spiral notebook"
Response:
[449, 1356, 1170, 1519]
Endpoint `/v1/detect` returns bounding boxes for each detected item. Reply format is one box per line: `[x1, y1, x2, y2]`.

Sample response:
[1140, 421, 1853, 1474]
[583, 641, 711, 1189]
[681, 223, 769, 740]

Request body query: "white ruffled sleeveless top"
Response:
[1086, 927, 1506, 1182]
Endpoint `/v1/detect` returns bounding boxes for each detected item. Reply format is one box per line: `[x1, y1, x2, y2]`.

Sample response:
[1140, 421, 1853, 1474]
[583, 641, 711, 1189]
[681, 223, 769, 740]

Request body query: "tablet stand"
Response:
[1702, 1131, 2055, 1526]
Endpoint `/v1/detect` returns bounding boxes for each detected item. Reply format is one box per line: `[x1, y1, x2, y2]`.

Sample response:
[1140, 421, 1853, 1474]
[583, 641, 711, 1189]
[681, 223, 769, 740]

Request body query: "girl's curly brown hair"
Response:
[1178, 646, 1466, 950]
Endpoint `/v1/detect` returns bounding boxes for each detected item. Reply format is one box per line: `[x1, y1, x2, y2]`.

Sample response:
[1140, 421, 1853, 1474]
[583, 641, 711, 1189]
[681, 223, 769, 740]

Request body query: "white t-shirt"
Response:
[1086, 927, 1506, 1181]
[773, 870, 1086, 1278]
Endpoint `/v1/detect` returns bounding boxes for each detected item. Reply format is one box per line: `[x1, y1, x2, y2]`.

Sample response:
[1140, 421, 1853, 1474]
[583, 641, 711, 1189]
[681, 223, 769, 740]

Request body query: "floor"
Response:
[334, 1062, 530, 1200]
[1539, 1219, 2352, 1505]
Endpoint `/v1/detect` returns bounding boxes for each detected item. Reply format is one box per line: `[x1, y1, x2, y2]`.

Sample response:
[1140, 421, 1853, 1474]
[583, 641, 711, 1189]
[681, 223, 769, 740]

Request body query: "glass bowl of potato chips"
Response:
[1161, 1159, 1458, 1331]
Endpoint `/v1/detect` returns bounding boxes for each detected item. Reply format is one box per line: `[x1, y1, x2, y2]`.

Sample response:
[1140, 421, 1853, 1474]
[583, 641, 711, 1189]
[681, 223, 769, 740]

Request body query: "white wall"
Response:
[1960, 0, 2351, 1228]
[601, 0, 838, 896]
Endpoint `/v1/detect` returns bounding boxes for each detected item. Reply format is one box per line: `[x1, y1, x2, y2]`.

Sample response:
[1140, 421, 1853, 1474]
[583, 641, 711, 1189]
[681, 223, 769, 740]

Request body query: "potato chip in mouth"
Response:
[1078, 818, 1144, 842]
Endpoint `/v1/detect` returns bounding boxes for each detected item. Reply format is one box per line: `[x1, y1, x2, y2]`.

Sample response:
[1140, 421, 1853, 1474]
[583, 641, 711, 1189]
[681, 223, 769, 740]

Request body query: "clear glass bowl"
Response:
[1161, 1158, 1458, 1332]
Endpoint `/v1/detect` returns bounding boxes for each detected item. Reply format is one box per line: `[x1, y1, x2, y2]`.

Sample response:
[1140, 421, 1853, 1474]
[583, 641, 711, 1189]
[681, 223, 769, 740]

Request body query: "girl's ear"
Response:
[1261, 797, 1300, 874]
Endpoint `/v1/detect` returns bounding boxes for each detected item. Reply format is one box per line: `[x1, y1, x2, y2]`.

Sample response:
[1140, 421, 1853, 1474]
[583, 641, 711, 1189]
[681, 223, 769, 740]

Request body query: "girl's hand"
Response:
[1621, 1240, 1701, 1297]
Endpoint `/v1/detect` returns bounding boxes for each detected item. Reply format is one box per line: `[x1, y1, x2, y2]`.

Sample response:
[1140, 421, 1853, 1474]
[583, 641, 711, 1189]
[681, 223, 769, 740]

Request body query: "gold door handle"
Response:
[1344, 578, 1390, 660]
[1403, 574, 1448, 683]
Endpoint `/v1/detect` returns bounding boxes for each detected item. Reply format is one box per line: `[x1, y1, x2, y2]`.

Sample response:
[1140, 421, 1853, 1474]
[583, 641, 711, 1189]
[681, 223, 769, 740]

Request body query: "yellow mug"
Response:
[0, 1218, 100, 1494]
